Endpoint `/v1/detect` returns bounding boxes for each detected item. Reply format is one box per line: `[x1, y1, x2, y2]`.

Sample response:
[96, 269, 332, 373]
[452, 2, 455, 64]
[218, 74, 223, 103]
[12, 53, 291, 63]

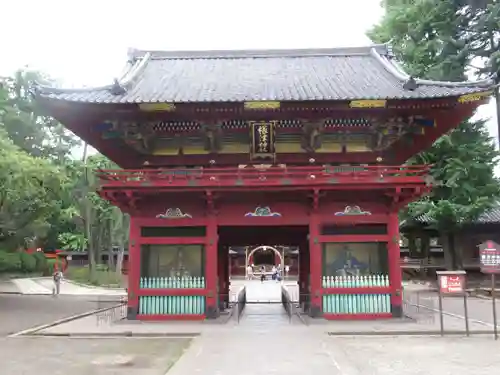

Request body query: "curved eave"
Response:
[33, 46, 496, 104]
[370, 48, 496, 89]
[35, 92, 493, 109]
[33, 52, 152, 100]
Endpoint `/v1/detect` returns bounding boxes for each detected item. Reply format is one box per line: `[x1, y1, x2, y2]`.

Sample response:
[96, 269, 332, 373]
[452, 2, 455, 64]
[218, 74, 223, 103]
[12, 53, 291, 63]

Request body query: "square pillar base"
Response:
[391, 304, 403, 318]
[309, 304, 322, 318]
[127, 306, 138, 320]
[205, 305, 220, 319]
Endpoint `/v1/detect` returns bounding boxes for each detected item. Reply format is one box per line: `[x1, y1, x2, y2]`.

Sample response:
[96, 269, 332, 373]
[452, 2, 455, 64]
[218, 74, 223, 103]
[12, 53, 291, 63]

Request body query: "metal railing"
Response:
[400, 257, 481, 269]
[235, 286, 246, 323]
[95, 296, 128, 325]
[96, 165, 430, 189]
[281, 286, 293, 323]
[402, 289, 436, 324]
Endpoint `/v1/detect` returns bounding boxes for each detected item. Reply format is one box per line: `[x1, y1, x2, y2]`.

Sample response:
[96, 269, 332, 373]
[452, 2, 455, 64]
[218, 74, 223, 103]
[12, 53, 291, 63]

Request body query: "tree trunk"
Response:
[495, 86, 500, 149]
[108, 226, 115, 270]
[115, 214, 129, 286]
[116, 248, 124, 282]
[82, 142, 96, 281]
[441, 232, 462, 270]
[408, 234, 419, 258]
[85, 197, 96, 280]
[421, 233, 430, 260]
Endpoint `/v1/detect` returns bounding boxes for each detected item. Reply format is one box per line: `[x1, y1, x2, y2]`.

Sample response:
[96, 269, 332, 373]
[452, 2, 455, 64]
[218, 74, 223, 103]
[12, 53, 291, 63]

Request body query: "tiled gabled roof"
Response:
[35, 45, 495, 104]
[400, 204, 500, 229]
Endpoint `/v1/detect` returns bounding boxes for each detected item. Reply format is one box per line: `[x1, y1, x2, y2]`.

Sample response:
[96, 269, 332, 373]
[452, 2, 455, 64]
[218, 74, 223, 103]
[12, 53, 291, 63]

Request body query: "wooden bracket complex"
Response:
[205, 190, 215, 214]
[312, 189, 320, 211]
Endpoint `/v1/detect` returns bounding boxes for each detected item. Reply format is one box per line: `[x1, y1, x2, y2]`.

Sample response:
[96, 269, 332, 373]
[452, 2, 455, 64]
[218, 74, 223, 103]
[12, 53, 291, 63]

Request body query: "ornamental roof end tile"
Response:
[35, 44, 496, 104]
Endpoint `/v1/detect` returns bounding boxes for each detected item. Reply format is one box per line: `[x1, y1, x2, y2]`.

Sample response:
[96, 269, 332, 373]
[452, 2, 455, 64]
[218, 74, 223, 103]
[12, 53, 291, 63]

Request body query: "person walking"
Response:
[260, 265, 266, 283]
[246, 264, 253, 280]
[271, 265, 277, 281]
[285, 265, 290, 279]
[52, 266, 63, 296]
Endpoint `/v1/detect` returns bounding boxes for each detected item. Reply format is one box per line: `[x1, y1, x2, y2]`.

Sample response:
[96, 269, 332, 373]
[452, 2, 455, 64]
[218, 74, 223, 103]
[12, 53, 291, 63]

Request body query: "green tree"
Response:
[1, 68, 127, 283]
[1, 70, 80, 160]
[369, 0, 500, 268]
[57, 152, 129, 281]
[0, 128, 65, 249]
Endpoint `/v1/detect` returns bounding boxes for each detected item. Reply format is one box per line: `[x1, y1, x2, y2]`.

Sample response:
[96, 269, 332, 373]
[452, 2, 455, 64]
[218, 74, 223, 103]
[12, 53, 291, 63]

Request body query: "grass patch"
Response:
[0, 272, 43, 280]
[65, 266, 123, 287]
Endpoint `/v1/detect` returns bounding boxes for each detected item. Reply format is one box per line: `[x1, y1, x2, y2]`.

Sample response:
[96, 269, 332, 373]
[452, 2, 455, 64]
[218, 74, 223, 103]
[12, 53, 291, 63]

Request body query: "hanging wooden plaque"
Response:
[250, 121, 276, 159]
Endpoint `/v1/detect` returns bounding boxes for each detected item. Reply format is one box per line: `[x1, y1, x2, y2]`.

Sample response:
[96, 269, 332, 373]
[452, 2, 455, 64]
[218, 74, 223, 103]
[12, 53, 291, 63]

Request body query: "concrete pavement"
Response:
[5, 278, 500, 374]
[0, 279, 21, 294]
[0, 294, 120, 336]
[3, 277, 126, 296]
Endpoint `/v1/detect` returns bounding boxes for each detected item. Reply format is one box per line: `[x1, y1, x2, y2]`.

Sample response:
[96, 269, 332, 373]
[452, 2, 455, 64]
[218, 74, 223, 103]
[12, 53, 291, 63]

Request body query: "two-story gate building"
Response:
[36, 45, 493, 320]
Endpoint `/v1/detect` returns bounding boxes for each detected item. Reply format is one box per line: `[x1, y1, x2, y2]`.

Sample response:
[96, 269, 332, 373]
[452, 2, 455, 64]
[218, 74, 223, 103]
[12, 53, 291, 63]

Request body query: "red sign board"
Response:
[438, 274, 465, 294]
[479, 241, 500, 274]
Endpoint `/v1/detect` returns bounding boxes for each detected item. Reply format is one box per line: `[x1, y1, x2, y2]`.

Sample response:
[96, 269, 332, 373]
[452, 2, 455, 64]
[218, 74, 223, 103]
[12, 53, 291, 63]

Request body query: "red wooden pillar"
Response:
[388, 211, 403, 317]
[127, 217, 140, 319]
[298, 243, 305, 305]
[217, 247, 224, 310]
[309, 213, 322, 317]
[205, 215, 219, 319]
[224, 249, 230, 306]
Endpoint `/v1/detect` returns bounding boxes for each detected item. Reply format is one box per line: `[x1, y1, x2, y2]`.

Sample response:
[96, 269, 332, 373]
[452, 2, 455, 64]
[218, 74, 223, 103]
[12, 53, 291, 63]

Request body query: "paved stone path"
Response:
[238, 279, 296, 328]
[19, 278, 500, 374]
[9, 277, 126, 296]
[166, 280, 500, 374]
[0, 294, 119, 336]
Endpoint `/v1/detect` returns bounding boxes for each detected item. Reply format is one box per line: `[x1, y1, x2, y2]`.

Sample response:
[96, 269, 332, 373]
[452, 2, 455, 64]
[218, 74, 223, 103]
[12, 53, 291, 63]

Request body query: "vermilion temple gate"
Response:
[36, 44, 494, 321]
[113, 187, 418, 320]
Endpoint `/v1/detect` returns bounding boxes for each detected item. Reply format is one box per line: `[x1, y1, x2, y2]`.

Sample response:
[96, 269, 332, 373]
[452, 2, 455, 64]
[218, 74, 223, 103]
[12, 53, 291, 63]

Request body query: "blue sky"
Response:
[1, 0, 497, 161]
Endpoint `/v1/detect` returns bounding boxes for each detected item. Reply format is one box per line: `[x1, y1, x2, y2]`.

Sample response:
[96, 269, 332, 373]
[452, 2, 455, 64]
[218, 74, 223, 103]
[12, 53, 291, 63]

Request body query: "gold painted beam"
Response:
[244, 101, 280, 110]
[457, 91, 493, 103]
[138, 103, 176, 112]
[349, 100, 387, 108]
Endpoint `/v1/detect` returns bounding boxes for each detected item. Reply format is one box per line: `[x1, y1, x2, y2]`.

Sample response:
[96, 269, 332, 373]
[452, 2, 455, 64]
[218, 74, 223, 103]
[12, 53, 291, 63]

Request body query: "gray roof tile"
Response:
[401, 204, 500, 228]
[36, 45, 495, 104]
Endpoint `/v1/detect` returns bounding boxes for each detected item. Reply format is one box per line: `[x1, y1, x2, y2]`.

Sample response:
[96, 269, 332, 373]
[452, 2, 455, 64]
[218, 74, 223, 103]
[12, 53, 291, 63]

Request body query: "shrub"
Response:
[19, 252, 37, 273]
[96, 263, 109, 271]
[44, 258, 61, 275]
[32, 252, 48, 272]
[66, 265, 122, 287]
[0, 251, 22, 273]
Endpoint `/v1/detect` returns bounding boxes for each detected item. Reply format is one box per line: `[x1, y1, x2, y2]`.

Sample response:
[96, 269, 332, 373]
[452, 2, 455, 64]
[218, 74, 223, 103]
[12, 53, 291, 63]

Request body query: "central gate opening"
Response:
[218, 225, 308, 325]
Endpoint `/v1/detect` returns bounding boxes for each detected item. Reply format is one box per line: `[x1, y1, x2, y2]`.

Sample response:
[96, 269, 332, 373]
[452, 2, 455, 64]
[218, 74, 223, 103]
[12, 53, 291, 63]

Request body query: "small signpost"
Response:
[436, 270, 469, 336]
[438, 272, 466, 294]
[478, 240, 500, 340]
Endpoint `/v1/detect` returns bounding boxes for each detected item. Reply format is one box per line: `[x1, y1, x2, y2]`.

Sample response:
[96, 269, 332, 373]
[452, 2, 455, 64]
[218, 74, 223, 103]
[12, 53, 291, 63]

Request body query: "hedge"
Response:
[0, 250, 49, 274]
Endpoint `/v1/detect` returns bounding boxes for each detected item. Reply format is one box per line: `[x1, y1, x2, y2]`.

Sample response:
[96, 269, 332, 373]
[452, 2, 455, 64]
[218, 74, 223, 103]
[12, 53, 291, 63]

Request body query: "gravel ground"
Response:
[323, 336, 500, 375]
[0, 337, 191, 375]
[404, 289, 500, 325]
[0, 294, 120, 335]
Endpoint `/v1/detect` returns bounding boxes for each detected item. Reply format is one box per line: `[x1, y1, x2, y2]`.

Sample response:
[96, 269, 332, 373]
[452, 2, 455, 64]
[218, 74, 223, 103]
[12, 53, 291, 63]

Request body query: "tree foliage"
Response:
[369, 0, 500, 267]
[0, 128, 64, 248]
[0, 69, 128, 278]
